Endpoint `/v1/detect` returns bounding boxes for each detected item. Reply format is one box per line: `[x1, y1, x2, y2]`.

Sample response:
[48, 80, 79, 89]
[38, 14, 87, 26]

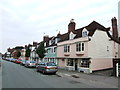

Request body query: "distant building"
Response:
[30, 42, 39, 62]
[42, 35, 60, 65]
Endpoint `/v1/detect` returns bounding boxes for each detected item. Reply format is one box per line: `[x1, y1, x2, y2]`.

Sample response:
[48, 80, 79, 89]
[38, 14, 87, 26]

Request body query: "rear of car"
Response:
[25, 61, 37, 68]
[11, 58, 17, 63]
[15, 59, 22, 64]
[36, 62, 58, 74]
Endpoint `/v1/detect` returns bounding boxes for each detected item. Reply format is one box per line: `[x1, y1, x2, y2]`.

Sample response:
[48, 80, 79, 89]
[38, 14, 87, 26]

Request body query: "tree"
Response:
[17, 51, 21, 58]
[15, 46, 24, 50]
[36, 41, 46, 60]
[25, 47, 31, 58]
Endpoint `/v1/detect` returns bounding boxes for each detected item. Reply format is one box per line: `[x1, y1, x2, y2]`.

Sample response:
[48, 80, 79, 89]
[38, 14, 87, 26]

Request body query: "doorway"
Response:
[75, 59, 78, 71]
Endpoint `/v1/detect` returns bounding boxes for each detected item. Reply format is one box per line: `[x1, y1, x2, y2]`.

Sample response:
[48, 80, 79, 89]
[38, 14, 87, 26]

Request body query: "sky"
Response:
[0, 0, 119, 54]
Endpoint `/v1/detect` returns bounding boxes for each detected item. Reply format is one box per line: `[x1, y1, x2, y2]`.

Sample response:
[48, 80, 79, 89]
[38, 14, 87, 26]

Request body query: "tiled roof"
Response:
[44, 20, 111, 47]
[85, 21, 110, 36]
[58, 21, 110, 43]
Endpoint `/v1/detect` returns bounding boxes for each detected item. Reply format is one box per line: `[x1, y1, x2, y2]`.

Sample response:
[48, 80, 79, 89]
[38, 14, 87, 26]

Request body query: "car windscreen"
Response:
[46, 63, 56, 66]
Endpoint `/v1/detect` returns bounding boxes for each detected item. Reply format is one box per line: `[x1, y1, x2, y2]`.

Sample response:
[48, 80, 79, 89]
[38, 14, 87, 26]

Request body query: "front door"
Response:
[75, 59, 78, 71]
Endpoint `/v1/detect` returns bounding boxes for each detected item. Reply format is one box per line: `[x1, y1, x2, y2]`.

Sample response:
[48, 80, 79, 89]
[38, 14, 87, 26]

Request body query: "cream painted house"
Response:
[57, 19, 118, 73]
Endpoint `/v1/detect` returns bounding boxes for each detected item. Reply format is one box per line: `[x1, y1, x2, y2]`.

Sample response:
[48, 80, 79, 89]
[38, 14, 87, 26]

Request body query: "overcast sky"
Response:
[0, 0, 119, 53]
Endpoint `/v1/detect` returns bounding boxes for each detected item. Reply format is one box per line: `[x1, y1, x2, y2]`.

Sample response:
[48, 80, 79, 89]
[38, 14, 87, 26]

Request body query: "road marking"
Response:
[64, 74, 71, 77]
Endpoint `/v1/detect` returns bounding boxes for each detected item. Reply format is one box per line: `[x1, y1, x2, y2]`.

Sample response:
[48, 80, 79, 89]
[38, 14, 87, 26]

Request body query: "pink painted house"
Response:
[57, 18, 119, 73]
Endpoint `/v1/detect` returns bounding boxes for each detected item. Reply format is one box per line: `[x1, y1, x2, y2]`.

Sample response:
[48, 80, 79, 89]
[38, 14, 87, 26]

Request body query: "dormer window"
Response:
[44, 42, 46, 47]
[69, 32, 76, 40]
[55, 38, 58, 44]
[82, 31, 88, 37]
[82, 28, 88, 37]
[49, 40, 51, 45]
[55, 38, 60, 44]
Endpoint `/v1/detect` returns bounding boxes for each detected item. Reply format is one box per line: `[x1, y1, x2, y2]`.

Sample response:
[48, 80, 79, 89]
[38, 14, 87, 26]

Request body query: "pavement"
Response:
[56, 69, 119, 88]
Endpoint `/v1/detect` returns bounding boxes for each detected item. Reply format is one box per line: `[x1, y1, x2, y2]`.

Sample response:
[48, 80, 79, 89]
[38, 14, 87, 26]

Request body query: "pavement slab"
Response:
[56, 69, 118, 88]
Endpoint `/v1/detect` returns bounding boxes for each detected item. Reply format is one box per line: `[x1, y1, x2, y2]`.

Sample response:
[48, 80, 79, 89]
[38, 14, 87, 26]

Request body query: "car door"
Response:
[38, 63, 43, 72]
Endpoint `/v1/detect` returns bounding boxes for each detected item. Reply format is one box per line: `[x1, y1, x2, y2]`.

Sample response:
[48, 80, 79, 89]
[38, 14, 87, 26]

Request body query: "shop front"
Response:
[59, 58, 91, 73]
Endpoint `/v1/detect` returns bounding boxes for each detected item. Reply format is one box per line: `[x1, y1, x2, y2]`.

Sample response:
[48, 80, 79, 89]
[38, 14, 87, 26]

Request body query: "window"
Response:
[51, 48, 53, 53]
[49, 40, 51, 45]
[54, 47, 57, 53]
[44, 42, 46, 47]
[76, 42, 84, 52]
[79, 59, 90, 68]
[67, 59, 74, 66]
[82, 31, 88, 37]
[64, 45, 70, 52]
[55, 38, 58, 43]
[46, 49, 48, 53]
[47, 62, 56, 66]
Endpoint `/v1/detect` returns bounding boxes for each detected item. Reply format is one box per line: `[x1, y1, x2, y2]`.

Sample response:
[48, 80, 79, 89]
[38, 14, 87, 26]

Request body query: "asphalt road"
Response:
[2, 60, 92, 88]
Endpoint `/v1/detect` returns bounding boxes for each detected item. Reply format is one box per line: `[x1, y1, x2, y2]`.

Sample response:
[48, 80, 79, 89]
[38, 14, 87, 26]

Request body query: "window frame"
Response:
[67, 59, 74, 66]
[76, 42, 85, 52]
[79, 59, 90, 68]
[64, 44, 70, 53]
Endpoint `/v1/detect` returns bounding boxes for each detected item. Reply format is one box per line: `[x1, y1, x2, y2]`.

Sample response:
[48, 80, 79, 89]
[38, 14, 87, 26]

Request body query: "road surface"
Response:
[2, 60, 92, 88]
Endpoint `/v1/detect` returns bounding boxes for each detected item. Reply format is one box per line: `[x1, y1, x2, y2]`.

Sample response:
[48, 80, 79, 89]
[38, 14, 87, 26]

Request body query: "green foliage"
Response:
[17, 51, 21, 57]
[25, 47, 31, 57]
[36, 41, 46, 59]
[15, 46, 24, 50]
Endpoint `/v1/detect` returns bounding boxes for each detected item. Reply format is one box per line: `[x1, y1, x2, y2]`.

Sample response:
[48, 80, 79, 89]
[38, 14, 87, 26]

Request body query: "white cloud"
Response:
[0, 0, 119, 53]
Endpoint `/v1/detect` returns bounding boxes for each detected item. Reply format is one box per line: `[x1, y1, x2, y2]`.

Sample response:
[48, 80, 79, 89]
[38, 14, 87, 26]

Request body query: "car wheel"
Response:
[42, 70, 45, 74]
[26, 65, 29, 68]
[53, 72, 56, 75]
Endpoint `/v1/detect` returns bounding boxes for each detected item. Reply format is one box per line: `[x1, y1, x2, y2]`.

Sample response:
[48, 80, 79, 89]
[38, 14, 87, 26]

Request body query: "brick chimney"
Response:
[68, 19, 76, 33]
[111, 17, 118, 39]
[33, 41, 38, 47]
[43, 35, 49, 42]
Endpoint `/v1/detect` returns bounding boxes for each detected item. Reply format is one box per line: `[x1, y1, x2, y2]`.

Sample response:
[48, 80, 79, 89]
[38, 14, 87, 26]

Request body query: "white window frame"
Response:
[79, 59, 90, 68]
[49, 40, 51, 45]
[82, 28, 88, 37]
[67, 59, 74, 66]
[69, 32, 76, 40]
[64, 45, 70, 52]
[76, 42, 84, 52]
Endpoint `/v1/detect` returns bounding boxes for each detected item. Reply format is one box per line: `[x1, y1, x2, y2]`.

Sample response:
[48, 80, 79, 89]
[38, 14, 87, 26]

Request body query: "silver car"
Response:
[36, 62, 58, 74]
[25, 60, 37, 68]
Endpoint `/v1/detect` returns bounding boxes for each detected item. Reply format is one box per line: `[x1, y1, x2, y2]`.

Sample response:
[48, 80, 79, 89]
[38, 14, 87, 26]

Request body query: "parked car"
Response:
[25, 60, 37, 68]
[20, 60, 27, 66]
[6, 58, 11, 61]
[11, 58, 17, 62]
[15, 59, 22, 64]
[36, 62, 58, 74]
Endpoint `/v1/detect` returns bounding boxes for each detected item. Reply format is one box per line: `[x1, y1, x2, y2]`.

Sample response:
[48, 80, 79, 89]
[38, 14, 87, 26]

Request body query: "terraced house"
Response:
[42, 34, 61, 65]
[57, 18, 118, 73]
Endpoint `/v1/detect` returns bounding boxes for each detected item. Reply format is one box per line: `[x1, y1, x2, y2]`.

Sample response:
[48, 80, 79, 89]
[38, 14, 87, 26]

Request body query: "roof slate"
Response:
[44, 20, 111, 47]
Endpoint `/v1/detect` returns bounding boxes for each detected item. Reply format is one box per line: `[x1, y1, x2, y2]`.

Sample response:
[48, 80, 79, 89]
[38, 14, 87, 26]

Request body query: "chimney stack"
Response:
[111, 17, 118, 39]
[68, 19, 76, 33]
[43, 35, 49, 42]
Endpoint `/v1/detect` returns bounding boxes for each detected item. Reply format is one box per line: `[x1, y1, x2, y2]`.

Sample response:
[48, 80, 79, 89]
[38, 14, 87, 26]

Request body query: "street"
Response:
[2, 59, 92, 88]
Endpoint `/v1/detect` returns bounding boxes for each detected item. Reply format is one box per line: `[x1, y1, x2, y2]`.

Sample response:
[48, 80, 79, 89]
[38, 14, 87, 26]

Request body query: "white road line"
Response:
[64, 74, 71, 77]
